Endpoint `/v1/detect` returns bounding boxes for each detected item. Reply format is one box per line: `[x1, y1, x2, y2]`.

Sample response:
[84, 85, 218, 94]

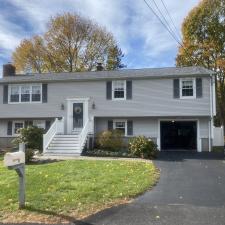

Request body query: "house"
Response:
[0, 63, 217, 155]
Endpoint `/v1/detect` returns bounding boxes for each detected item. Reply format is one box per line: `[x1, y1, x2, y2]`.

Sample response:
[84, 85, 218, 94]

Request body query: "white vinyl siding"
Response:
[0, 78, 211, 119]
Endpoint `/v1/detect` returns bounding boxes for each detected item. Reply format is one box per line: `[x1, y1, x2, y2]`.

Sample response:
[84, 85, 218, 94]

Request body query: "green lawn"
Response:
[0, 157, 159, 223]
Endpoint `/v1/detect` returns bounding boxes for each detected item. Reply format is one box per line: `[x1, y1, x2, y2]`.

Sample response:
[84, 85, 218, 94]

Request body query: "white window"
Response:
[32, 85, 41, 102]
[180, 78, 196, 99]
[113, 120, 127, 136]
[33, 120, 45, 129]
[21, 85, 31, 102]
[10, 86, 20, 102]
[112, 80, 126, 100]
[13, 121, 24, 135]
[9, 84, 42, 103]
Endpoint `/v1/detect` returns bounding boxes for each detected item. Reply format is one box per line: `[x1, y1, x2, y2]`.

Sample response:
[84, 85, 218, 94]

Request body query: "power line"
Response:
[143, 0, 180, 45]
[159, 0, 182, 41]
[150, 0, 181, 43]
[143, 0, 199, 66]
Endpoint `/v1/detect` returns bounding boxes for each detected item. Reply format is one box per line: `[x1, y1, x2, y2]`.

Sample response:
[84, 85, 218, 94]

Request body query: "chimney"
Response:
[3, 63, 16, 77]
[96, 62, 104, 71]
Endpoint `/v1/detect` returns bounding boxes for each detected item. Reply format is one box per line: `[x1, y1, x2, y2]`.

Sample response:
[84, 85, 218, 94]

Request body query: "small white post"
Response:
[18, 142, 25, 208]
[19, 143, 25, 152]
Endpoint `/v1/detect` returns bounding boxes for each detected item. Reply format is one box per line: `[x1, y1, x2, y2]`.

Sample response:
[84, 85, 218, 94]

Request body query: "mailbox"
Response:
[4, 152, 25, 167]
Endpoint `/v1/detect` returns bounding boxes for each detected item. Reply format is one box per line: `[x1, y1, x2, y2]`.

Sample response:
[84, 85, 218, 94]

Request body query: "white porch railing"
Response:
[43, 117, 64, 152]
[79, 119, 90, 150]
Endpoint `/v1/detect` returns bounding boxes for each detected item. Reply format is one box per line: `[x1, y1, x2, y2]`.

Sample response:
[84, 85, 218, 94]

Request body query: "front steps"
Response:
[44, 134, 82, 156]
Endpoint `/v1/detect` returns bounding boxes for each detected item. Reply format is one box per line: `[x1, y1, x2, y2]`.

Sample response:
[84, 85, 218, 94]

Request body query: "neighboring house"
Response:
[0, 63, 217, 155]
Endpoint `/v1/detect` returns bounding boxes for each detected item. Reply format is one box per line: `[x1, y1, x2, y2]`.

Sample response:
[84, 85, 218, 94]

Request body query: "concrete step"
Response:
[55, 135, 79, 138]
[47, 146, 80, 150]
[44, 151, 81, 156]
[49, 143, 80, 147]
[52, 138, 80, 142]
[51, 140, 79, 144]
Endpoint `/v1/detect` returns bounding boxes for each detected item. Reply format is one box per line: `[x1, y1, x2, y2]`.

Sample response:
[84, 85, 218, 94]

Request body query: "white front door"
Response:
[67, 98, 89, 134]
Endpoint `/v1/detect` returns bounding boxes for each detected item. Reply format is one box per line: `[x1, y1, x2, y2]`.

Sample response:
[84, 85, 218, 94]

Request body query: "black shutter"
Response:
[126, 80, 132, 100]
[45, 120, 51, 131]
[196, 78, 202, 98]
[3, 85, 8, 104]
[108, 120, 113, 131]
[25, 121, 33, 128]
[42, 84, 48, 103]
[7, 121, 12, 135]
[173, 79, 180, 98]
[106, 81, 112, 100]
[127, 120, 133, 136]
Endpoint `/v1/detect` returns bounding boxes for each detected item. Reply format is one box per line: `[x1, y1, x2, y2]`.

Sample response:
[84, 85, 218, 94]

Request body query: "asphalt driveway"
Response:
[82, 152, 225, 225]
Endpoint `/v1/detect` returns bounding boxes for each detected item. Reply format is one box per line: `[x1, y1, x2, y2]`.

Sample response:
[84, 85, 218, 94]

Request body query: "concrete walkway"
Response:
[81, 152, 225, 225]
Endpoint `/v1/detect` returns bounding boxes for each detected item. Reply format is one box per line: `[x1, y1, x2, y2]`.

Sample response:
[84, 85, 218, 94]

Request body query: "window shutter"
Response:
[3, 85, 8, 104]
[42, 84, 48, 103]
[25, 121, 33, 128]
[196, 78, 202, 98]
[126, 80, 132, 100]
[7, 121, 12, 136]
[108, 120, 113, 131]
[173, 79, 180, 98]
[106, 81, 112, 100]
[45, 120, 51, 131]
[127, 120, 133, 136]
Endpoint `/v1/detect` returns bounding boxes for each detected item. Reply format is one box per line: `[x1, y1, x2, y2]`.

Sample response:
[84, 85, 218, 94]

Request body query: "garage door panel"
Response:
[161, 121, 197, 151]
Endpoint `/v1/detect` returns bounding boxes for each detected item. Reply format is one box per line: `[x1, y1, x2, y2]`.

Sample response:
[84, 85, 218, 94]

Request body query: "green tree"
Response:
[106, 45, 125, 70]
[176, 0, 225, 125]
[13, 13, 125, 73]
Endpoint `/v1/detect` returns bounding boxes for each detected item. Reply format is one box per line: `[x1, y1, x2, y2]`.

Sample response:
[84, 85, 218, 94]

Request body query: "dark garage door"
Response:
[160, 121, 197, 151]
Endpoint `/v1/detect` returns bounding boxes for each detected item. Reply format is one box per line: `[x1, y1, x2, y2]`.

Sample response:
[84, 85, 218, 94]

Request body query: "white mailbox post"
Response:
[4, 149, 25, 209]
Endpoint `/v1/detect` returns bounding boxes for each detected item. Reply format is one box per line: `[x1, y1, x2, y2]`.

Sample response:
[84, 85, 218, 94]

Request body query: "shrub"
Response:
[12, 126, 44, 152]
[96, 130, 124, 151]
[129, 136, 158, 159]
[25, 148, 35, 163]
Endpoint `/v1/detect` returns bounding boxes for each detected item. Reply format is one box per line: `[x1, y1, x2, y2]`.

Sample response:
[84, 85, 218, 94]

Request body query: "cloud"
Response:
[0, 0, 200, 76]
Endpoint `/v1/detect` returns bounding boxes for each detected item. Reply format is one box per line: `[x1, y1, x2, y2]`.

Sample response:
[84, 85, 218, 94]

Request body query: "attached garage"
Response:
[160, 121, 197, 151]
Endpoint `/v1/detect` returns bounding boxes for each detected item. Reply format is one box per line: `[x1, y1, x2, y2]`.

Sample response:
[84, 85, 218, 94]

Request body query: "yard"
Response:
[0, 156, 159, 223]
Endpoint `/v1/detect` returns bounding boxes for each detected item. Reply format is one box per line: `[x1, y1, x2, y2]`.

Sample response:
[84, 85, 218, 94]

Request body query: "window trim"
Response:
[8, 84, 42, 104]
[113, 119, 127, 136]
[112, 80, 126, 100]
[12, 121, 24, 136]
[180, 78, 196, 99]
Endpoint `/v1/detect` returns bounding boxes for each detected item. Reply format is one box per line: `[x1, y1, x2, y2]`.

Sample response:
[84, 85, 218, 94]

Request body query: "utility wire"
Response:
[143, 0, 200, 66]
[150, 0, 181, 43]
[143, 0, 181, 45]
[159, 0, 182, 41]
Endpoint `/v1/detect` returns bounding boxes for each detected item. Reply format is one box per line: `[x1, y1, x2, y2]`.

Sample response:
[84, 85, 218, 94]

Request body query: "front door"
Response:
[73, 103, 83, 129]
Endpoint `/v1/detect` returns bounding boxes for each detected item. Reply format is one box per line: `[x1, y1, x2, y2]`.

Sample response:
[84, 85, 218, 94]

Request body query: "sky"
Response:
[0, 0, 200, 76]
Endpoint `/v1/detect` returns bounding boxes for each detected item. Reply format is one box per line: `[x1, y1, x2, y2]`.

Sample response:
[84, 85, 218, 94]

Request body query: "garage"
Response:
[160, 121, 197, 151]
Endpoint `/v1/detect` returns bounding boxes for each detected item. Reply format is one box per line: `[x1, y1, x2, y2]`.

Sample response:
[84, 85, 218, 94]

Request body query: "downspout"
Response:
[209, 73, 215, 152]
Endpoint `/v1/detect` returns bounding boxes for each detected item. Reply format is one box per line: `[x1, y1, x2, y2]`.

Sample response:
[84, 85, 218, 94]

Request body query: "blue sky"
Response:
[0, 0, 200, 76]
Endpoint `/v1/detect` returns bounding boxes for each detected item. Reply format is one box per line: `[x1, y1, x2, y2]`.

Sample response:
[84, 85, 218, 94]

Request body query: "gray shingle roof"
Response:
[0, 66, 215, 84]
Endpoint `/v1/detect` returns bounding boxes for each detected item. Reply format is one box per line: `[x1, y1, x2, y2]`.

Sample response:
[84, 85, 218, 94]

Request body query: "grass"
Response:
[212, 146, 224, 153]
[0, 157, 159, 223]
